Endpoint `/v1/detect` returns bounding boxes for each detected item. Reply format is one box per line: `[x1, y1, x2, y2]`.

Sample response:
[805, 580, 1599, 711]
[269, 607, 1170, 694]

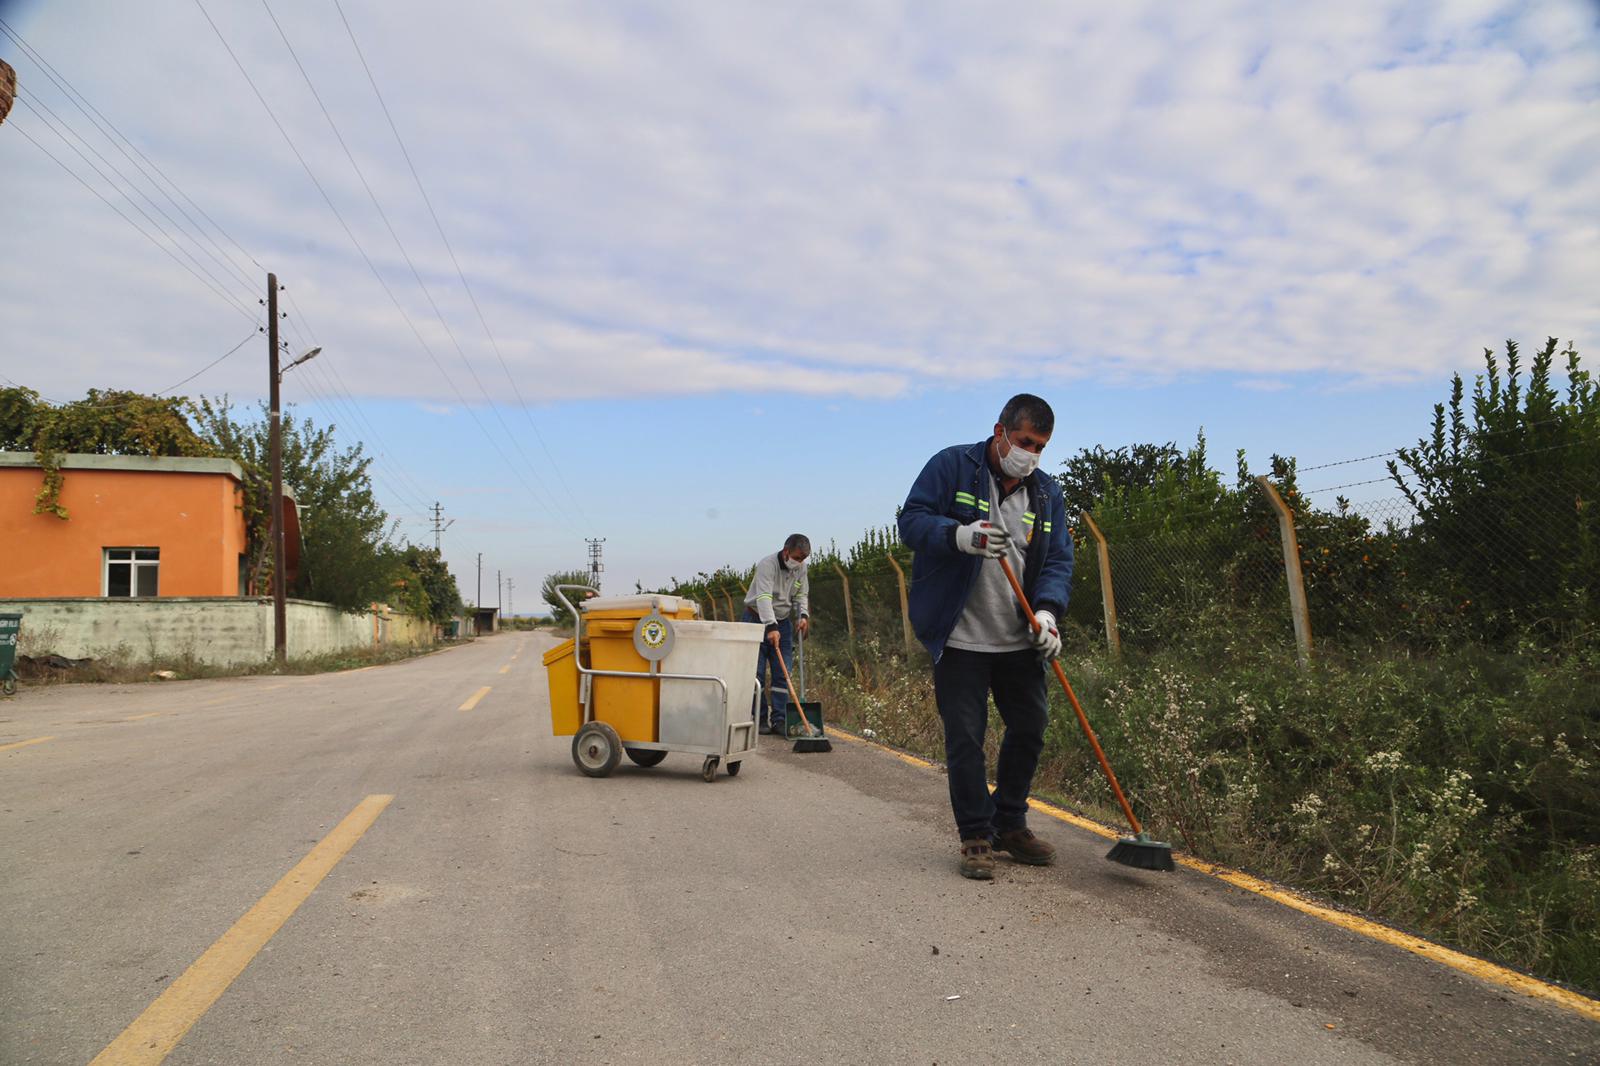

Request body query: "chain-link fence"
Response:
[689, 464, 1596, 671]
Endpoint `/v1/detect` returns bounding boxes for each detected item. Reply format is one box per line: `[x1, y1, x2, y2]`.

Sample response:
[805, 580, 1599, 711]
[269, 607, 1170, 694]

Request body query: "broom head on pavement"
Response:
[1106, 832, 1176, 872]
[787, 700, 832, 752]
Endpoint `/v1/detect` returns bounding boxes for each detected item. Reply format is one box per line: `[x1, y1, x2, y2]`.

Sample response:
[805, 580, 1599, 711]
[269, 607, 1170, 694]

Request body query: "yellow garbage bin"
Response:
[545, 595, 699, 743]
[543, 588, 761, 781]
[543, 639, 581, 737]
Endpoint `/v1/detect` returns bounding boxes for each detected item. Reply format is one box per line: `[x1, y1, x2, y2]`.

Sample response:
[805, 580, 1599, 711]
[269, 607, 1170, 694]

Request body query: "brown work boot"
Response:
[994, 827, 1057, 866]
[958, 838, 995, 880]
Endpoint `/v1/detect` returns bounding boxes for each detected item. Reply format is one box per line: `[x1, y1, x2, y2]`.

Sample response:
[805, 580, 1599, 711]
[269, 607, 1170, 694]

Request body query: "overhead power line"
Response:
[7, 117, 259, 324]
[2, 19, 439, 533]
[16, 95, 258, 319]
[0, 16, 266, 283]
[256, 0, 563, 520]
[331, 0, 593, 531]
[192, 0, 557, 524]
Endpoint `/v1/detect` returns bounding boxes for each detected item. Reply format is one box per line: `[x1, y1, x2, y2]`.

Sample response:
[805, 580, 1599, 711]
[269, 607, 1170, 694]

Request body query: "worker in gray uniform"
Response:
[742, 533, 811, 734]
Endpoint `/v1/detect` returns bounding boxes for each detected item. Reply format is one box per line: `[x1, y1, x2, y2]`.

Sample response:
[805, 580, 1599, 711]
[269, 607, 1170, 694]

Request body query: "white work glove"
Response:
[955, 520, 1012, 559]
[1031, 610, 1062, 659]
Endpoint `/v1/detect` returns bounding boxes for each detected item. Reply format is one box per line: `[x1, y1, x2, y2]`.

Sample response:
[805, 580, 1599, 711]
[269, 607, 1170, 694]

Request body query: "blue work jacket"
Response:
[897, 439, 1074, 661]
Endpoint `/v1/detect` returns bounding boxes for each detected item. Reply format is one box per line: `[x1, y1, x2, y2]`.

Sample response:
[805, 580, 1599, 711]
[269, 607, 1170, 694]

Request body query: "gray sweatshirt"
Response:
[945, 471, 1033, 653]
[743, 551, 810, 624]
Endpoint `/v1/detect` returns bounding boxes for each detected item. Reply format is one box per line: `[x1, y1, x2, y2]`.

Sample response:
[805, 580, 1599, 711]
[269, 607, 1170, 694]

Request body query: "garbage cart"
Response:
[544, 587, 763, 781]
[0, 613, 20, 696]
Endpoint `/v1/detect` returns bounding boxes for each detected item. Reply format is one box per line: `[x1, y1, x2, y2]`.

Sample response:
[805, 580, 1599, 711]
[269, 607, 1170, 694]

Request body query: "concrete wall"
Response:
[0, 597, 435, 668]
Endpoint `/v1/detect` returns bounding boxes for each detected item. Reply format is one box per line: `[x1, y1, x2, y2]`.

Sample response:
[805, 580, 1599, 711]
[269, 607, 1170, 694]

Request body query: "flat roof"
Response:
[0, 450, 247, 482]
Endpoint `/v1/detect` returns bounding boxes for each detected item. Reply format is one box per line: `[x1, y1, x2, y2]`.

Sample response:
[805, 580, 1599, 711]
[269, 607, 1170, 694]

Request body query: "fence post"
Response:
[1256, 475, 1314, 667]
[722, 586, 737, 622]
[831, 561, 856, 641]
[884, 551, 916, 653]
[830, 559, 864, 685]
[1079, 511, 1121, 657]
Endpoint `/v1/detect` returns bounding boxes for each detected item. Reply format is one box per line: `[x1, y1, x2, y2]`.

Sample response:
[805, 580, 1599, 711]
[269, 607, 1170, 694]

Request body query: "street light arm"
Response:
[279, 346, 323, 378]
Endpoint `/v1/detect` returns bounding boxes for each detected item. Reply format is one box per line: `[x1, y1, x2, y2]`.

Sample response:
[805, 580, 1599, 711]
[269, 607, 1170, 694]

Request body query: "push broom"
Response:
[774, 642, 832, 753]
[997, 555, 1174, 872]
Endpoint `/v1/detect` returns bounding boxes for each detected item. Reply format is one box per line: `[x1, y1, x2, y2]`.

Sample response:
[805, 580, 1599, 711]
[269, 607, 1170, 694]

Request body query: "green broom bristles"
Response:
[1106, 832, 1176, 872]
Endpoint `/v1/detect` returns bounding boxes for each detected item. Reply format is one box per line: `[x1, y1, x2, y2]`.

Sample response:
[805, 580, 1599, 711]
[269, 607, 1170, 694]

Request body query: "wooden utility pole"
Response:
[268, 273, 286, 666]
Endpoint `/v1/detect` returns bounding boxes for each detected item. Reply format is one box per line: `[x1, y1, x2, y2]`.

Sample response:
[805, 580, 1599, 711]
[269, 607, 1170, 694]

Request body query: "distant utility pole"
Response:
[586, 537, 606, 592]
[497, 570, 502, 613]
[269, 274, 284, 665]
[267, 273, 322, 666]
[429, 501, 454, 553]
[505, 578, 514, 620]
[476, 552, 482, 609]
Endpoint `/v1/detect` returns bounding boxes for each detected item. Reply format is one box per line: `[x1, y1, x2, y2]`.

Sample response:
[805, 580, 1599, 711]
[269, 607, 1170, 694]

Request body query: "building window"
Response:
[104, 548, 159, 597]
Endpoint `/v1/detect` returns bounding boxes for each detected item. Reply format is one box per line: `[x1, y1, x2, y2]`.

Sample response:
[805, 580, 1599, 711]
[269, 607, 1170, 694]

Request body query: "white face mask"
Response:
[999, 430, 1041, 478]
[784, 554, 806, 570]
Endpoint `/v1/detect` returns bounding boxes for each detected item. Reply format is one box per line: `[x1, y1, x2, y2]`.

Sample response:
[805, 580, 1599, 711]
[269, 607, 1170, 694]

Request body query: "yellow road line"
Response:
[458, 686, 492, 712]
[828, 724, 1600, 1023]
[124, 712, 166, 722]
[497, 664, 511, 675]
[0, 735, 55, 754]
[90, 794, 393, 1066]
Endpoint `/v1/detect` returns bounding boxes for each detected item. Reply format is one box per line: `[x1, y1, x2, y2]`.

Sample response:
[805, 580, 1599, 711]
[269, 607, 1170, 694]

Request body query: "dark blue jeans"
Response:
[933, 647, 1048, 841]
[744, 609, 794, 727]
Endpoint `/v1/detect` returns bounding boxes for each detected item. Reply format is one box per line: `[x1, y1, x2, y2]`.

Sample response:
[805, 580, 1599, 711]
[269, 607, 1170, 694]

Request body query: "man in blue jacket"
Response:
[897, 394, 1073, 880]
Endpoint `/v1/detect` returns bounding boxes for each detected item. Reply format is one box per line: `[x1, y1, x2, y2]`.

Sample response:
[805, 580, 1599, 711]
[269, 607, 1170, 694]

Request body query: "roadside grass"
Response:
[803, 624, 1600, 995]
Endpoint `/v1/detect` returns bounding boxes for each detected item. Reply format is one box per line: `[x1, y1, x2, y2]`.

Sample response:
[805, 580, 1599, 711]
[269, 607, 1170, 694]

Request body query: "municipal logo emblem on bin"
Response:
[632, 609, 675, 661]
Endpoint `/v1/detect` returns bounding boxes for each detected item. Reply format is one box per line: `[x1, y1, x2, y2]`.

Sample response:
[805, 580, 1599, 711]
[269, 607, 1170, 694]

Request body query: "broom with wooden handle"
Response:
[997, 555, 1174, 872]
[773, 639, 831, 753]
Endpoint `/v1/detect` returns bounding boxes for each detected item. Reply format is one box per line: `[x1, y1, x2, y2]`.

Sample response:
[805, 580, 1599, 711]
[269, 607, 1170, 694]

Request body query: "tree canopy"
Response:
[1, 385, 213, 517]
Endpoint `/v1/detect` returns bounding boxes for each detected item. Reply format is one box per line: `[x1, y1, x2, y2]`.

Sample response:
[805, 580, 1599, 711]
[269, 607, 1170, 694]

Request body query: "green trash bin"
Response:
[0, 613, 20, 696]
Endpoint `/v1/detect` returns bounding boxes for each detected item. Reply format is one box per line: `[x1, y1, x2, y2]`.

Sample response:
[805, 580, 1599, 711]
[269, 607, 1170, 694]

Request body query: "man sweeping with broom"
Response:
[898, 394, 1072, 880]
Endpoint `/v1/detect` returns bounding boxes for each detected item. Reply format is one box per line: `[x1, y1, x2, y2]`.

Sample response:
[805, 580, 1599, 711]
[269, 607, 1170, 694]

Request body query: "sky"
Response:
[1, 0, 1597, 611]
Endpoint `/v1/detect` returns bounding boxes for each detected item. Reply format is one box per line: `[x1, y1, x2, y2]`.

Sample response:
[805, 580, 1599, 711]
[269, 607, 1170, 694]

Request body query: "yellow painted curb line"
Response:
[91, 794, 393, 1065]
[0, 735, 54, 754]
[828, 725, 1600, 1023]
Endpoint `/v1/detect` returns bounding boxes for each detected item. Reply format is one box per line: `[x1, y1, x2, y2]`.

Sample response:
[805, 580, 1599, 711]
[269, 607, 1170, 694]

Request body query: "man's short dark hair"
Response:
[783, 533, 811, 555]
[998, 393, 1054, 434]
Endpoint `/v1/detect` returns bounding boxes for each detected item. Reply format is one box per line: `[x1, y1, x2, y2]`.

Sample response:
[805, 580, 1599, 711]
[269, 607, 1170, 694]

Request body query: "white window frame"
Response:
[103, 547, 160, 598]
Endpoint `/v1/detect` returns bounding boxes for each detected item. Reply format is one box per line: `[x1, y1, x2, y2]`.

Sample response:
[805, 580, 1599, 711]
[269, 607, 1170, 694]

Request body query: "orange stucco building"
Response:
[0, 452, 298, 598]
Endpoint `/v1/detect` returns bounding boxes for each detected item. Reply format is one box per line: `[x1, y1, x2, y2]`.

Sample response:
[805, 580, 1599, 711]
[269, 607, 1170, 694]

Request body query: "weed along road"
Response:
[1, 632, 1594, 1065]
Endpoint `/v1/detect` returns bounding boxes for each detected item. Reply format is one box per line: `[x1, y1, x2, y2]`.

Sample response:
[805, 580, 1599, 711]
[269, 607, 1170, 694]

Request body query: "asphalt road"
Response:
[2, 632, 1594, 1065]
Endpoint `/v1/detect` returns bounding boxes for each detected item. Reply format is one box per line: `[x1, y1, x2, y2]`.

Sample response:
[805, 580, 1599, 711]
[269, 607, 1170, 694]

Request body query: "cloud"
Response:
[1, 0, 1596, 407]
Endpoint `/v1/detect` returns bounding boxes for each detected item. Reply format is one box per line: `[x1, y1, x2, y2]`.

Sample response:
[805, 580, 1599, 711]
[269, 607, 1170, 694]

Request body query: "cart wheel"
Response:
[625, 747, 667, 768]
[701, 756, 719, 782]
[572, 722, 622, 777]
[1, 673, 14, 697]
[725, 758, 741, 777]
